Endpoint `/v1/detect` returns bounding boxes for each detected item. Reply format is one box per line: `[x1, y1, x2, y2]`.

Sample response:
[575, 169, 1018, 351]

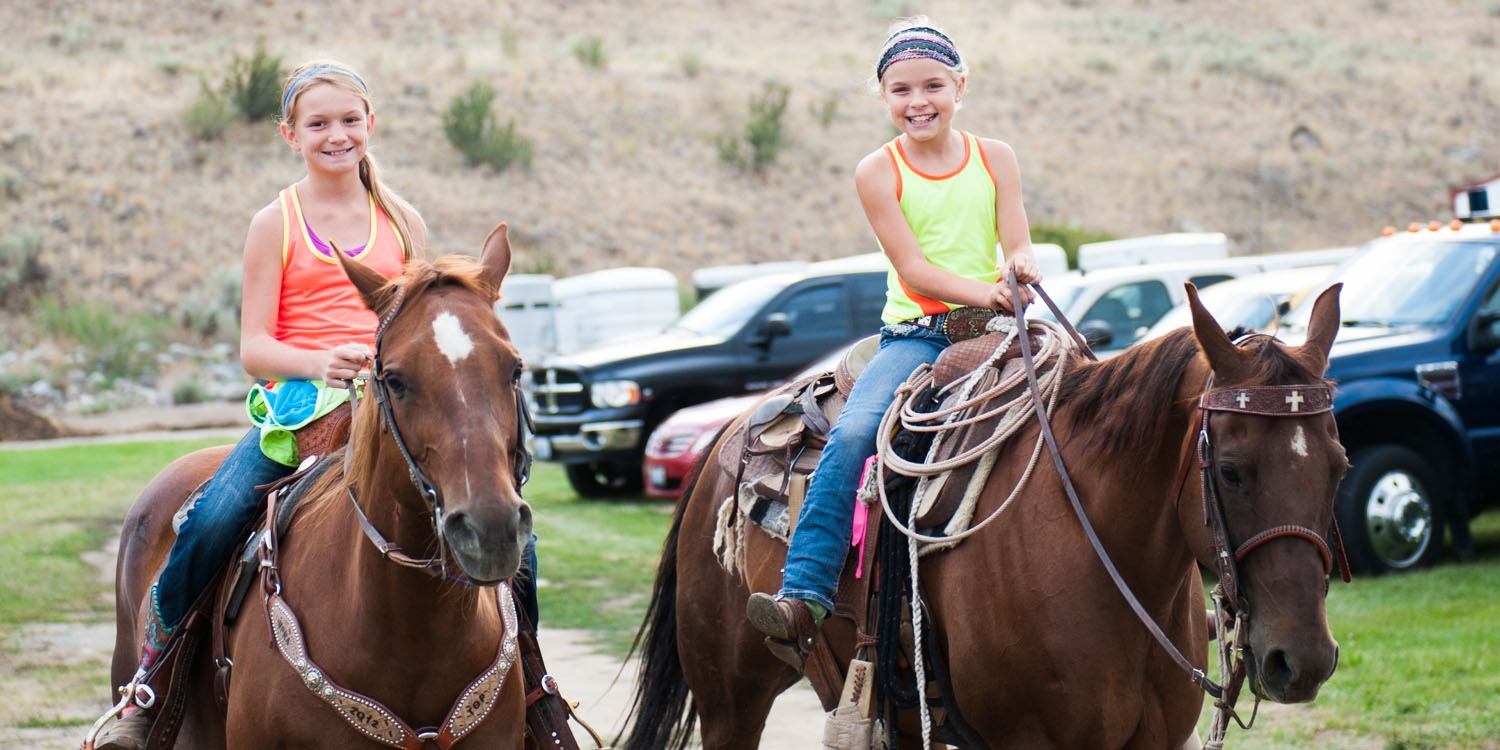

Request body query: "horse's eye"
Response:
[512, 363, 524, 386]
[384, 372, 408, 397]
[1218, 462, 1244, 488]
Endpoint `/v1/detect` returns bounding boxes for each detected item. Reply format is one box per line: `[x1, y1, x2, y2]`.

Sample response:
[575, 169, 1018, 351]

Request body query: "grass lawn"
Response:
[2, 437, 1497, 747]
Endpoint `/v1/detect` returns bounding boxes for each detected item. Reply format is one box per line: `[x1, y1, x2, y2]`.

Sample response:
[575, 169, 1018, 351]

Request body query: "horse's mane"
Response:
[1057, 326, 1326, 466]
[293, 253, 503, 528]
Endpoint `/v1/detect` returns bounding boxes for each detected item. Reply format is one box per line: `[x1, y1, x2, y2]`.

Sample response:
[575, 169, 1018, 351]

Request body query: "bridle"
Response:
[345, 279, 535, 584]
[1191, 356, 1352, 616]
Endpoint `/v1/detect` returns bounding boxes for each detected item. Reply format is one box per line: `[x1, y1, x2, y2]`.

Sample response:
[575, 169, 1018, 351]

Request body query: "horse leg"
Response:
[674, 487, 800, 749]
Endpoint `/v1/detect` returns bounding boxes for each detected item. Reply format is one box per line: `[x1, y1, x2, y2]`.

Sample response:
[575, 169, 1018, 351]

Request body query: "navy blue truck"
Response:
[1281, 191, 1500, 573]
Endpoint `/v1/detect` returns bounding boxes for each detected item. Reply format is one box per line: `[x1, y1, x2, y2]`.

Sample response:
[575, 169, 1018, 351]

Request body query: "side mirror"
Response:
[749, 312, 793, 348]
[1470, 308, 1500, 354]
[1077, 319, 1114, 349]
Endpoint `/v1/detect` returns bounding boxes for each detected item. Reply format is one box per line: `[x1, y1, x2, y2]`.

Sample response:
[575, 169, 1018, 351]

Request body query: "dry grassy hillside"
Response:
[2, 0, 1499, 345]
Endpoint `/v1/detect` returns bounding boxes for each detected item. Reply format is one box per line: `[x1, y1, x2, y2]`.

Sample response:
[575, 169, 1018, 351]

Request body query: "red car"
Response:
[642, 345, 855, 499]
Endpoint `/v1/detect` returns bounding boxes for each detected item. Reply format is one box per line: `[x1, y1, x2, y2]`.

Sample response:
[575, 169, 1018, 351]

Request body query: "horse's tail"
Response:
[616, 439, 720, 750]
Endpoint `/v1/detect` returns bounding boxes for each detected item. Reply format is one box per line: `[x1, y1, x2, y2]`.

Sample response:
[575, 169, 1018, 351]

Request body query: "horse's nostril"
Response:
[1262, 648, 1293, 691]
[517, 502, 533, 536]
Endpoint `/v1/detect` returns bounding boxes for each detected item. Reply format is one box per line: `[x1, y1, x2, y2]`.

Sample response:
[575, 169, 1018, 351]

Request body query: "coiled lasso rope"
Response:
[872, 314, 1074, 749]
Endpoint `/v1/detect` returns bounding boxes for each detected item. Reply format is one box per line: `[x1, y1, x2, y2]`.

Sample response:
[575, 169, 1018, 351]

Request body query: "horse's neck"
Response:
[1083, 361, 1209, 577]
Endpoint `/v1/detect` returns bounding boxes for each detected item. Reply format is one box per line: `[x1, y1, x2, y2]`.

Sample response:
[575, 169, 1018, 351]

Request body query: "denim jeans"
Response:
[779, 323, 950, 611]
[155, 427, 291, 627]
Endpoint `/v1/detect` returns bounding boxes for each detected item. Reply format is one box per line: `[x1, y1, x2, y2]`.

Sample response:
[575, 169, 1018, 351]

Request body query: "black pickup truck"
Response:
[524, 254, 889, 496]
[1280, 213, 1500, 573]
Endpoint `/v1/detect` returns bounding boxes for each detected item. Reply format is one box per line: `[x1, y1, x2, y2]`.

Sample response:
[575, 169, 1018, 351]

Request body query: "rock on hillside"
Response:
[0, 392, 64, 441]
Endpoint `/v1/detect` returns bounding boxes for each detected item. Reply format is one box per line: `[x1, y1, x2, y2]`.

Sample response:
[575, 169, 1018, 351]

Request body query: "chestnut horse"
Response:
[100, 225, 532, 748]
[621, 284, 1347, 749]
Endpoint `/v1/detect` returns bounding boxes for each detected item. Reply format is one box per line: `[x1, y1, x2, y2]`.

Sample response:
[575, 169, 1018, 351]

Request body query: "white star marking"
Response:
[1290, 424, 1308, 457]
[432, 311, 474, 366]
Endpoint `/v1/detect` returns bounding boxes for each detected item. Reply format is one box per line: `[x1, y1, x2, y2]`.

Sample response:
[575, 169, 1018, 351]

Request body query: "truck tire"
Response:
[1335, 445, 1445, 574]
[566, 461, 644, 498]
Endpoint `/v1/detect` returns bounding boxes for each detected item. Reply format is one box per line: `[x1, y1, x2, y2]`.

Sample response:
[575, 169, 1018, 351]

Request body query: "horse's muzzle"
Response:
[1246, 636, 1339, 704]
[442, 501, 533, 585]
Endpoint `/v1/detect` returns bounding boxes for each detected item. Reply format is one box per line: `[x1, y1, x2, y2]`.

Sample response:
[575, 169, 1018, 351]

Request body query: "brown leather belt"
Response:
[905, 306, 998, 342]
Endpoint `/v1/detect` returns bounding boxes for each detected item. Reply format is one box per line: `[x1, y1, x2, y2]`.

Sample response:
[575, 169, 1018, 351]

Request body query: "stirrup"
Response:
[82, 668, 157, 750]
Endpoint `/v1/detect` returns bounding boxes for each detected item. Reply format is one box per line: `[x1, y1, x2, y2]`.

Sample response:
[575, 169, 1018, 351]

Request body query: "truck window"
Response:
[775, 283, 844, 340]
[1086, 281, 1172, 346]
[850, 272, 889, 329]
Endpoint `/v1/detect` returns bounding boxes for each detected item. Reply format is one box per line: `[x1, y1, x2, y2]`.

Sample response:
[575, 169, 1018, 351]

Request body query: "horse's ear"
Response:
[333, 241, 399, 313]
[479, 222, 513, 292]
[1297, 282, 1343, 365]
[1186, 282, 1243, 375]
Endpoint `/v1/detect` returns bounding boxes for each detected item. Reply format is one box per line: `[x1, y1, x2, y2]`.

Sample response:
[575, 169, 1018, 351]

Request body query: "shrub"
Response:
[1030, 223, 1117, 270]
[178, 265, 242, 342]
[0, 165, 20, 201]
[0, 229, 47, 307]
[810, 92, 838, 130]
[172, 380, 210, 405]
[443, 81, 534, 173]
[223, 40, 285, 122]
[572, 36, 607, 69]
[32, 298, 165, 382]
[680, 51, 703, 78]
[719, 81, 791, 174]
[183, 82, 236, 141]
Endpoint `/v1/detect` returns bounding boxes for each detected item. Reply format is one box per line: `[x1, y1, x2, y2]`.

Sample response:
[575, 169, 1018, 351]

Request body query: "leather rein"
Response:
[1006, 277, 1351, 717]
[343, 280, 535, 583]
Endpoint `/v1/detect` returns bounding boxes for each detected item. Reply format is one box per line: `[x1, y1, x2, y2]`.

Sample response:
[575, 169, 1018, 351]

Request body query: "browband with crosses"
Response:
[1200, 384, 1333, 415]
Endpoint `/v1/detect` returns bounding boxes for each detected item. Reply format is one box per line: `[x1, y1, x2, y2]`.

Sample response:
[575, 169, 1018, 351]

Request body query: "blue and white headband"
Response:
[282, 66, 368, 117]
[877, 27, 961, 81]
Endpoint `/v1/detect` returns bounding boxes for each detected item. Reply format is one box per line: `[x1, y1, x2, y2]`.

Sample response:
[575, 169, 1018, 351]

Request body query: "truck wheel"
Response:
[1335, 445, 1445, 574]
[566, 461, 644, 498]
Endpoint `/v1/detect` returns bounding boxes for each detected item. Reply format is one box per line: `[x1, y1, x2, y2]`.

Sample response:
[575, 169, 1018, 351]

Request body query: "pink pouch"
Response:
[852, 455, 877, 578]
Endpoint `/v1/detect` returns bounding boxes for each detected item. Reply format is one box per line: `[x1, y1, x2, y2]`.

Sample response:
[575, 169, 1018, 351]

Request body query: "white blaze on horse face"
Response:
[1290, 424, 1309, 458]
[432, 311, 475, 366]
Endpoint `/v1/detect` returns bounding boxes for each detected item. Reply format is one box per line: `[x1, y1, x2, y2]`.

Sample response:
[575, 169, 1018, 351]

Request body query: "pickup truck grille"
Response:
[527, 367, 586, 414]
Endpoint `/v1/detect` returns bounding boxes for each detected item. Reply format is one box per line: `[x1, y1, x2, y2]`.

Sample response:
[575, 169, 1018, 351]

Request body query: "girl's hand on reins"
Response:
[323, 343, 372, 388]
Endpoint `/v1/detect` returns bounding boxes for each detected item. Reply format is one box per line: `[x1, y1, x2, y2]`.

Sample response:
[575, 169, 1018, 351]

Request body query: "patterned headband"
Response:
[876, 27, 961, 81]
[282, 66, 368, 117]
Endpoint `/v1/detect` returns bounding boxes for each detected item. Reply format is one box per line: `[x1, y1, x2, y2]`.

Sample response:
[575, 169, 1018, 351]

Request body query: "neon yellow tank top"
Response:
[878, 131, 1000, 323]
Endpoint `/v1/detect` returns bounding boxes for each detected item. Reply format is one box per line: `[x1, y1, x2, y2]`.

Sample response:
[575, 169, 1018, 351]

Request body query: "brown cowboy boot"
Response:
[746, 592, 821, 672]
[93, 707, 154, 750]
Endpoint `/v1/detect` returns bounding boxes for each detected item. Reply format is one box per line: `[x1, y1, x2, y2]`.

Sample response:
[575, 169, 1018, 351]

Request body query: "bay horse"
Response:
[98, 224, 532, 748]
[621, 283, 1347, 749]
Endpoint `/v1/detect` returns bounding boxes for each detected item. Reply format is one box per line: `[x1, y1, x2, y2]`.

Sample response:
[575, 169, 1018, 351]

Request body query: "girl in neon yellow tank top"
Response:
[747, 17, 1043, 672]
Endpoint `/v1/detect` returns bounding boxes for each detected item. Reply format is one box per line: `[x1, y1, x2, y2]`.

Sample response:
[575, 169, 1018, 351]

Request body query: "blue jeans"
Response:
[779, 323, 950, 611]
[155, 428, 291, 628]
